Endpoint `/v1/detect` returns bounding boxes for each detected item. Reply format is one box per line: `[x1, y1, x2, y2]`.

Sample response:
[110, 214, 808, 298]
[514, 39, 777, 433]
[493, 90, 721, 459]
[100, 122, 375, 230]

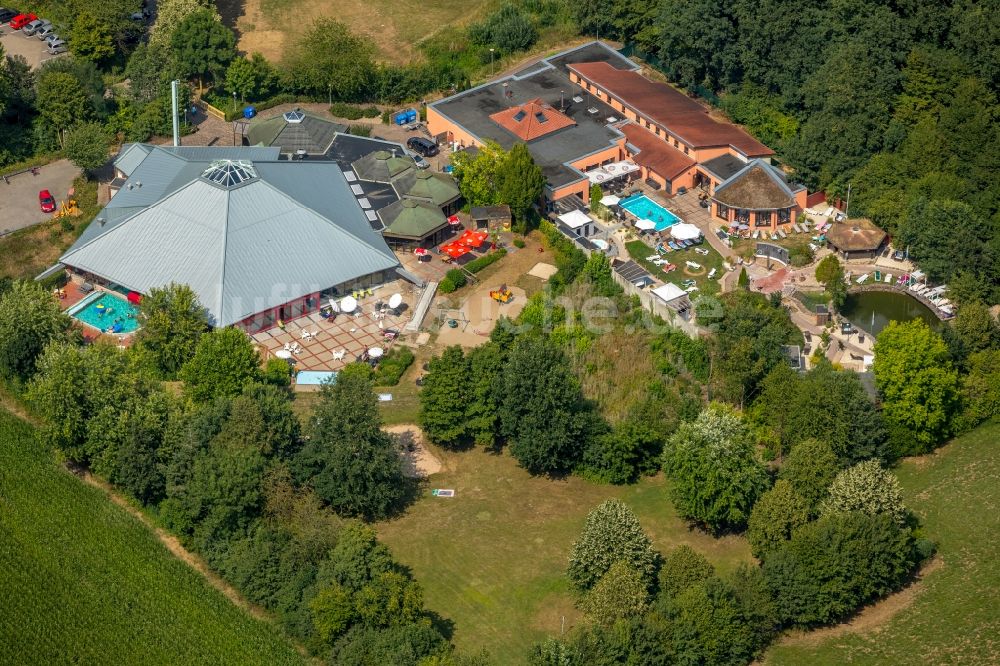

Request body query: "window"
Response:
[535, 111, 548, 123]
[716, 203, 729, 220]
[755, 210, 772, 227]
[777, 208, 791, 224]
[684, 146, 689, 155]
[736, 209, 750, 224]
[513, 110, 526, 122]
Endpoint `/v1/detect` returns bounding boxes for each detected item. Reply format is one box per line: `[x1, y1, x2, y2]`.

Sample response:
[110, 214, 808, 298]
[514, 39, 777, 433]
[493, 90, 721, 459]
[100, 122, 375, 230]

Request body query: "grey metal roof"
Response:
[62, 144, 399, 327]
[430, 42, 633, 189]
[114, 143, 151, 176]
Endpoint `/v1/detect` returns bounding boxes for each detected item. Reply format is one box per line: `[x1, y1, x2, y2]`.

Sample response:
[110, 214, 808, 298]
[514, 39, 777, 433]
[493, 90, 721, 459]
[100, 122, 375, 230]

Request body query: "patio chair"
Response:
[300, 329, 312, 340]
[332, 350, 346, 361]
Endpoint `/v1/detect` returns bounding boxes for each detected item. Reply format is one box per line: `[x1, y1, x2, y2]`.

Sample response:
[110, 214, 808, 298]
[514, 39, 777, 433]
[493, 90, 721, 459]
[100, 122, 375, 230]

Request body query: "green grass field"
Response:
[765, 422, 1000, 664]
[376, 444, 753, 663]
[0, 410, 304, 665]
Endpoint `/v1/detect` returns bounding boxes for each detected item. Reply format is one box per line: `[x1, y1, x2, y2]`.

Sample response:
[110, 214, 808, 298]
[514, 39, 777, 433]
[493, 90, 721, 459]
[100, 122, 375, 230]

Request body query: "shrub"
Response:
[438, 277, 457, 294]
[464, 248, 506, 273]
[513, 238, 526, 248]
[788, 244, 815, 266]
[373, 346, 415, 386]
[329, 103, 380, 120]
[658, 545, 714, 600]
[263, 357, 292, 386]
[348, 124, 372, 137]
[445, 269, 467, 289]
[582, 561, 649, 625]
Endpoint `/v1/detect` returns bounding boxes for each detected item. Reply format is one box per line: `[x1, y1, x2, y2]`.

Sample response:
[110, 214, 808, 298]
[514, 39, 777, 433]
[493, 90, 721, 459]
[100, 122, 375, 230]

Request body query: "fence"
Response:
[201, 102, 227, 120]
[756, 242, 789, 265]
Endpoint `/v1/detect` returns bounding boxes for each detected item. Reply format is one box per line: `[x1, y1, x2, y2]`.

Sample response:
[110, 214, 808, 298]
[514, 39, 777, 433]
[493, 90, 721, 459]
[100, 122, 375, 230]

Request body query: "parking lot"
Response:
[0, 22, 64, 69]
[0, 159, 81, 235]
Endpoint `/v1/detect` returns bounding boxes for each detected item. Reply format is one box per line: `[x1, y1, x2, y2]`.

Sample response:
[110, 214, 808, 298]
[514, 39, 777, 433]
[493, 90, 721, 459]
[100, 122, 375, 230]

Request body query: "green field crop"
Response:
[0, 410, 304, 665]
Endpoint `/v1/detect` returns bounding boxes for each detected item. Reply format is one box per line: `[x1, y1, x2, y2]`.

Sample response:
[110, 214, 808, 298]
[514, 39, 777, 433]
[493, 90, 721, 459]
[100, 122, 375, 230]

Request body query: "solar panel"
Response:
[358, 197, 371, 209]
[343, 170, 357, 182]
[350, 184, 364, 195]
[365, 210, 378, 221]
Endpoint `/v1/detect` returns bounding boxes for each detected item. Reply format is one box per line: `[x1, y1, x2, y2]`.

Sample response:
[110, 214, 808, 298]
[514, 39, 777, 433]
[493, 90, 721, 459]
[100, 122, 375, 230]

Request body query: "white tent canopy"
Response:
[340, 295, 358, 312]
[600, 194, 620, 206]
[635, 219, 656, 231]
[558, 209, 592, 230]
[652, 282, 687, 303]
[585, 161, 640, 184]
[670, 222, 702, 241]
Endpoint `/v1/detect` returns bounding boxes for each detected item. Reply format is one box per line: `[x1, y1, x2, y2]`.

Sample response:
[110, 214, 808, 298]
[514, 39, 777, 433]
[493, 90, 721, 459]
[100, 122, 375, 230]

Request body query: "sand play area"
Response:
[387, 424, 442, 478]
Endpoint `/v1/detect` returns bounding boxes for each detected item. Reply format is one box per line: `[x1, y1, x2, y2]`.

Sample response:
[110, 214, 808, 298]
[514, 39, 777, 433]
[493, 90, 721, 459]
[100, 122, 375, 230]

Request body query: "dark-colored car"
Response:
[39, 189, 56, 213]
[406, 136, 439, 157]
[9, 12, 36, 29]
[0, 8, 18, 22]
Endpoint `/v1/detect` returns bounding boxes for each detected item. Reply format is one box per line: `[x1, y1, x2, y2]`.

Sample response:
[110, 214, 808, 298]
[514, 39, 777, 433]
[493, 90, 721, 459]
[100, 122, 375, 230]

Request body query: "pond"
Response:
[841, 289, 940, 337]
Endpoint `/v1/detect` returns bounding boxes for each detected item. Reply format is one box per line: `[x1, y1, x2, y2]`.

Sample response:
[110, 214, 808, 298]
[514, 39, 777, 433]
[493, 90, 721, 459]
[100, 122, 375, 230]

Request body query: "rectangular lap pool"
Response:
[295, 370, 338, 386]
[67, 292, 140, 334]
[620, 193, 681, 231]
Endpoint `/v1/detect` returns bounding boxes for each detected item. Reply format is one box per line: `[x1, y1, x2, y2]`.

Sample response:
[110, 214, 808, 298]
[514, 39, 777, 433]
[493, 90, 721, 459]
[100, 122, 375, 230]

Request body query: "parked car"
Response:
[42, 31, 60, 45]
[35, 24, 56, 39]
[406, 136, 439, 157]
[46, 39, 66, 55]
[9, 12, 37, 29]
[0, 8, 18, 22]
[409, 153, 430, 169]
[38, 189, 56, 213]
[22, 18, 49, 35]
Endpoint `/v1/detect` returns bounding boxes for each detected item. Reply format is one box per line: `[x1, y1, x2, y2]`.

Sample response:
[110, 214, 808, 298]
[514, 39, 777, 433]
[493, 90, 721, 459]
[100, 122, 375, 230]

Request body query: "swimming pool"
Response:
[620, 193, 681, 231]
[296, 370, 338, 386]
[67, 292, 140, 334]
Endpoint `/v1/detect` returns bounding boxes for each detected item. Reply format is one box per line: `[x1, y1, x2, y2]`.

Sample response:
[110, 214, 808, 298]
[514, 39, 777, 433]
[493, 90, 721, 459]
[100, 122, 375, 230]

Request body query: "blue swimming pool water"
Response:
[296, 370, 338, 386]
[68, 292, 140, 334]
[620, 194, 680, 231]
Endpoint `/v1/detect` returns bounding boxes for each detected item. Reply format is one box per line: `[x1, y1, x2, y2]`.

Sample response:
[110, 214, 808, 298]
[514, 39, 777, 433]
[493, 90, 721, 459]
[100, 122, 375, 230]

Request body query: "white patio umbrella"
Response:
[368, 347, 384, 359]
[600, 194, 620, 206]
[387, 293, 403, 310]
[670, 222, 702, 241]
[340, 295, 358, 312]
[635, 219, 656, 231]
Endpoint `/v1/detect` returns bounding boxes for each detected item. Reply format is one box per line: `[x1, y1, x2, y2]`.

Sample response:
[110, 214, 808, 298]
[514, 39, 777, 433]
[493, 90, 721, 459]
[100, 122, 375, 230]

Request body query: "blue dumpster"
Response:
[394, 112, 408, 125]
[243, 106, 256, 119]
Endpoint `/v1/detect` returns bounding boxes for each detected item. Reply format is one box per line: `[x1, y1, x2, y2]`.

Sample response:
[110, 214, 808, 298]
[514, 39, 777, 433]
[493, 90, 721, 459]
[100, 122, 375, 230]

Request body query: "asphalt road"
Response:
[0, 159, 81, 235]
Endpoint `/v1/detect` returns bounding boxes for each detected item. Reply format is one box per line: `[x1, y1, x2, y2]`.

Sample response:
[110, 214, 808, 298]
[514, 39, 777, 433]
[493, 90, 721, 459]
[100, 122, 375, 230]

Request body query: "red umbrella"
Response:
[447, 215, 462, 226]
[413, 247, 429, 257]
[441, 242, 470, 259]
[126, 291, 142, 304]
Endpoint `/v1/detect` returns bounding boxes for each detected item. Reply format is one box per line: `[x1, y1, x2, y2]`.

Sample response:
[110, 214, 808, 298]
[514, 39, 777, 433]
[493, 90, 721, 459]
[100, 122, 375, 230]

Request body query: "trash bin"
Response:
[243, 106, 256, 119]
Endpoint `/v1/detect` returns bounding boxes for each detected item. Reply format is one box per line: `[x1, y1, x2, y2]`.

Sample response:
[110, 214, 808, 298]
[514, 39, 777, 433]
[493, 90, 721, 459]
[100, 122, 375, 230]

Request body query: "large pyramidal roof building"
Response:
[53, 145, 409, 331]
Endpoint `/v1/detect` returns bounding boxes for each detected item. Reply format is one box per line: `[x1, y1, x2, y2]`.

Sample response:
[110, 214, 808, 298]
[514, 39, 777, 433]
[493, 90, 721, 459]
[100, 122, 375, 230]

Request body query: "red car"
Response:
[10, 13, 37, 29]
[39, 189, 56, 213]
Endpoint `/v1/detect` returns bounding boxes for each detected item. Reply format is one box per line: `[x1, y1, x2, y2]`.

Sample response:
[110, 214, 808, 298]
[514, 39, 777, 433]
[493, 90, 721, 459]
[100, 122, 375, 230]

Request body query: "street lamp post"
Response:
[328, 84, 332, 106]
[232, 91, 237, 113]
[489, 48, 495, 77]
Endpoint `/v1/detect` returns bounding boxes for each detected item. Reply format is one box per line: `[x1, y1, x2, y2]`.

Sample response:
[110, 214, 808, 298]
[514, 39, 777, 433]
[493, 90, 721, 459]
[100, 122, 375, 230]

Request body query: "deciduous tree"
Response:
[658, 545, 714, 600]
[778, 438, 839, 511]
[179, 327, 261, 402]
[746, 480, 811, 558]
[63, 121, 110, 175]
[567, 499, 659, 593]
[418, 346, 469, 447]
[820, 459, 907, 525]
[582, 560, 649, 625]
[662, 404, 770, 532]
[170, 8, 236, 90]
[136, 283, 208, 377]
[0, 280, 70, 379]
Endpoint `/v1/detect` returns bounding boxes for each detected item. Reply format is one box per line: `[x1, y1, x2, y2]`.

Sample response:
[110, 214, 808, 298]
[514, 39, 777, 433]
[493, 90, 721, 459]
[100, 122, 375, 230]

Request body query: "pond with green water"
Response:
[841, 289, 940, 337]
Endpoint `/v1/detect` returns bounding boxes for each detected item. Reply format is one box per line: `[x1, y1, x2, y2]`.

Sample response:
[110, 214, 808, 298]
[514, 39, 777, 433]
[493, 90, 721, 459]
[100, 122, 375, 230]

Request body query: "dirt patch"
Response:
[387, 424, 442, 477]
[527, 262, 558, 280]
[773, 556, 945, 649]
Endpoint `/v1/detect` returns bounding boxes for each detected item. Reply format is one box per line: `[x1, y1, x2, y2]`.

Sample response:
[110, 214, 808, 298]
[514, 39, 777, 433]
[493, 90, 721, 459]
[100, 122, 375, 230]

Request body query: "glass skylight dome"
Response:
[202, 160, 257, 187]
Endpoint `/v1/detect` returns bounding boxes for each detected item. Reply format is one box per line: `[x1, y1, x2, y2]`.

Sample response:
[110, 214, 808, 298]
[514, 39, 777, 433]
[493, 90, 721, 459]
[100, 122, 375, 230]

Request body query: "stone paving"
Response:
[251, 293, 412, 371]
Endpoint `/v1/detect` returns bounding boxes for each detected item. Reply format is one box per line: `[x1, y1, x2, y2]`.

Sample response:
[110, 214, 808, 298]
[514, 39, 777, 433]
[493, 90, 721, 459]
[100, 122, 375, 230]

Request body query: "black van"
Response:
[406, 136, 439, 157]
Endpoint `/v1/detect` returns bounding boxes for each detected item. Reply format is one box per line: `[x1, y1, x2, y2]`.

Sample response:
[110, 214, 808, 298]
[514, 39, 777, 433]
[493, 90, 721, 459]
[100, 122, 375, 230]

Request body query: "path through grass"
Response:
[0, 410, 303, 665]
[764, 422, 1000, 664]
[376, 444, 753, 663]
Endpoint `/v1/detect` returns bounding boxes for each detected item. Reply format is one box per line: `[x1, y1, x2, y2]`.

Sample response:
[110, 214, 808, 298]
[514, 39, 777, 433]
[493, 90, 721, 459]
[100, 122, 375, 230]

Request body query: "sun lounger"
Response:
[884, 273, 892, 283]
[752, 230, 760, 239]
[646, 255, 660, 262]
[778, 229, 787, 239]
[663, 264, 677, 273]
[856, 274, 869, 284]
[707, 268, 717, 279]
[685, 286, 699, 293]
[874, 271, 882, 281]
[695, 248, 710, 256]
[686, 261, 702, 269]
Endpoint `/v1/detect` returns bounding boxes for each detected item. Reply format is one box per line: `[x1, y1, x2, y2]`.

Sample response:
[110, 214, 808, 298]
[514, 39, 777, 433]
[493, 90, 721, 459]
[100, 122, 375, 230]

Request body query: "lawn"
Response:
[0, 409, 304, 665]
[764, 421, 1000, 665]
[230, 0, 494, 64]
[626, 238, 725, 295]
[376, 444, 753, 663]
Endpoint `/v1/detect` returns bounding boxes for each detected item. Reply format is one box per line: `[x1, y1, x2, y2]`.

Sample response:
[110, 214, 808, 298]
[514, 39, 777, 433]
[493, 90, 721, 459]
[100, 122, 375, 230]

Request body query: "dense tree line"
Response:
[0, 281, 467, 664]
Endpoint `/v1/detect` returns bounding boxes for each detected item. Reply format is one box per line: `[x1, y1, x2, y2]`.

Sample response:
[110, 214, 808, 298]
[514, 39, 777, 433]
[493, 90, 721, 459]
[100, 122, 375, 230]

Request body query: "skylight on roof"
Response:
[283, 109, 305, 124]
[202, 160, 257, 187]
[535, 112, 548, 123]
[513, 110, 527, 122]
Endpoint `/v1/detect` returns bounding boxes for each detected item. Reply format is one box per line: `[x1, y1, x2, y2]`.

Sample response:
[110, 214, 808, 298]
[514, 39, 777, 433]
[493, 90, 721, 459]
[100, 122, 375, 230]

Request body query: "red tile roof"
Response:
[489, 98, 576, 142]
[569, 62, 774, 157]
[620, 123, 695, 180]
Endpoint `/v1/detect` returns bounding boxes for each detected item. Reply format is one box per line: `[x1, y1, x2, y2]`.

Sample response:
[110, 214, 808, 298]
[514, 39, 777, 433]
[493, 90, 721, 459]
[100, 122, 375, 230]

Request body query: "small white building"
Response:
[557, 209, 596, 238]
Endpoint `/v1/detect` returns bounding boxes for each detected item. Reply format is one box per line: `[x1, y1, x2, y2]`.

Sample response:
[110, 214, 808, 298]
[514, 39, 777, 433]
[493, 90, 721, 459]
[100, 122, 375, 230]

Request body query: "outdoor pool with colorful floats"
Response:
[67, 292, 140, 334]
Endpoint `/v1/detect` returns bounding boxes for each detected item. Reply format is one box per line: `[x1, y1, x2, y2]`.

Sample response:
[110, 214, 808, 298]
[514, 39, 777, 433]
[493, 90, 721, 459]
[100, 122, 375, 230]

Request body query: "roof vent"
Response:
[283, 109, 305, 124]
[202, 160, 257, 187]
[587, 107, 599, 115]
